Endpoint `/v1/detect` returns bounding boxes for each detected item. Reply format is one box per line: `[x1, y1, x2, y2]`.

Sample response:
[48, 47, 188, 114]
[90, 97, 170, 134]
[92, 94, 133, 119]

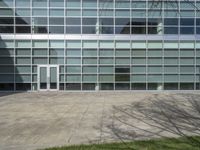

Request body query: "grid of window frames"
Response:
[0, 0, 199, 91]
[0, 39, 200, 91]
[0, 0, 200, 34]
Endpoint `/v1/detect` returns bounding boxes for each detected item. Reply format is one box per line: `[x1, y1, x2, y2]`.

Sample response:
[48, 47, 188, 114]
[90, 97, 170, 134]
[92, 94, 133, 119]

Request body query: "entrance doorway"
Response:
[38, 65, 59, 91]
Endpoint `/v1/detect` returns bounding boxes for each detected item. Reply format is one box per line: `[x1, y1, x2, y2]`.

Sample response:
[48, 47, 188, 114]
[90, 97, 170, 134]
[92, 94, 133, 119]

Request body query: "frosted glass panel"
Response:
[180, 67, 195, 73]
[83, 67, 97, 73]
[132, 66, 146, 73]
[164, 75, 179, 82]
[83, 75, 97, 82]
[164, 42, 179, 49]
[148, 67, 163, 73]
[82, 10, 97, 16]
[148, 42, 162, 49]
[99, 49, 114, 56]
[148, 75, 162, 82]
[132, 50, 146, 57]
[132, 42, 146, 49]
[180, 42, 195, 49]
[99, 41, 114, 48]
[99, 58, 113, 64]
[66, 58, 81, 64]
[16, 66, 31, 73]
[83, 0, 97, 8]
[116, 49, 130, 56]
[196, 42, 200, 49]
[66, 75, 81, 82]
[116, 41, 130, 49]
[99, 75, 113, 82]
[99, 66, 113, 73]
[15, 74, 31, 83]
[66, 0, 81, 7]
[49, 40, 64, 48]
[83, 41, 98, 48]
[66, 41, 81, 48]
[164, 67, 178, 73]
[180, 75, 194, 82]
[66, 66, 81, 73]
[0, 40, 14, 48]
[32, 40, 48, 48]
[131, 75, 146, 82]
[16, 40, 31, 48]
[16, 58, 31, 64]
[133, 58, 146, 64]
[115, 58, 130, 64]
[83, 49, 97, 56]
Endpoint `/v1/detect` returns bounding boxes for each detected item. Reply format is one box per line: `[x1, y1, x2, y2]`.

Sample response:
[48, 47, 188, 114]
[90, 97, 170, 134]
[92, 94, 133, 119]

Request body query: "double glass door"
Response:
[38, 65, 59, 91]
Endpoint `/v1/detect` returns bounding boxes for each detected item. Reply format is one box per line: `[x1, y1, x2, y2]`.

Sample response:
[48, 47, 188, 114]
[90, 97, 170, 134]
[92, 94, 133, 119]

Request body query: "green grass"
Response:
[43, 136, 200, 150]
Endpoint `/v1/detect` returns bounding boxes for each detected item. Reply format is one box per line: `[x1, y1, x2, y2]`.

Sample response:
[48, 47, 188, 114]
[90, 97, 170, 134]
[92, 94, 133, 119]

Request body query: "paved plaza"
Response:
[0, 92, 199, 150]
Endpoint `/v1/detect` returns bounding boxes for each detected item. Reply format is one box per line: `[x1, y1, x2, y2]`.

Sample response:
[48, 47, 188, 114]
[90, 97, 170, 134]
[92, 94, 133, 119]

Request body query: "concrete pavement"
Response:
[0, 92, 199, 150]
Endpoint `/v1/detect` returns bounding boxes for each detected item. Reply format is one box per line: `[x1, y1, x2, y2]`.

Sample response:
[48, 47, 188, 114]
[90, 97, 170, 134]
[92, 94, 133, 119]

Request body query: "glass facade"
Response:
[0, 0, 200, 91]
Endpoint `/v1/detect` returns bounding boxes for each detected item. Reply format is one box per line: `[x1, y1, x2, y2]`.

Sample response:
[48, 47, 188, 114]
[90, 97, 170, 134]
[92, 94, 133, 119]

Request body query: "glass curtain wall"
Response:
[0, 0, 199, 91]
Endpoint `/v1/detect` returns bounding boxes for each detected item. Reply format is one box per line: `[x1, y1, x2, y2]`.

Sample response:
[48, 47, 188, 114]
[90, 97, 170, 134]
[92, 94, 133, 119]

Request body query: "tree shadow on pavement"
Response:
[98, 93, 200, 149]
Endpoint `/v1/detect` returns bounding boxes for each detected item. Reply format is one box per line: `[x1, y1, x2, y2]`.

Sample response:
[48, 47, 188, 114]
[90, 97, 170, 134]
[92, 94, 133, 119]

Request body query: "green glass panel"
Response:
[83, 75, 97, 82]
[164, 75, 179, 82]
[66, 58, 81, 64]
[83, 41, 98, 48]
[82, 10, 97, 16]
[83, 66, 97, 73]
[33, 49, 48, 56]
[66, 41, 81, 48]
[16, 49, 31, 56]
[115, 58, 130, 65]
[16, 66, 31, 73]
[148, 67, 163, 73]
[164, 58, 178, 65]
[180, 75, 194, 82]
[16, 40, 31, 48]
[32, 58, 48, 64]
[66, 0, 81, 8]
[66, 66, 81, 73]
[148, 75, 162, 82]
[0, 40, 14, 48]
[180, 66, 195, 73]
[16, 57, 31, 64]
[82, 0, 97, 8]
[116, 41, 130, 49]
[180, 42, 195, 49]
[132, 42, 146, 49]
[49, 58, 64, 64]
[32, 40, 48, 48]
[131, 75, 146, 82]
[116, 49, 130, 56]
[99, 41, 114, 48]
[132, 58, 146, 64]
[132, 66, 146, 73]
[15, 74, 31, 83]
[99, 49, 114, 56]
[99, 58, 113, 64]
[163, 42, 179, 49]
[66, 75, 81, 82]
[83, 49, 97, 56]
[148, 42, 162, 49]
[99, 66, 113, 73]
[66, 9, 81, 16]
[49, 40, 64, 48]
[83, 58, 97, 64]
[164, 66, 178, 74]
[99, 75, 113, 82]
[66, 49, 81, 56]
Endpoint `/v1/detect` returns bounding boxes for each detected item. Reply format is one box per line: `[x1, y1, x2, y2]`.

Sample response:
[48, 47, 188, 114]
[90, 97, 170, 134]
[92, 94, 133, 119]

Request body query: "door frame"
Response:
[37, 65, 59, 91]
